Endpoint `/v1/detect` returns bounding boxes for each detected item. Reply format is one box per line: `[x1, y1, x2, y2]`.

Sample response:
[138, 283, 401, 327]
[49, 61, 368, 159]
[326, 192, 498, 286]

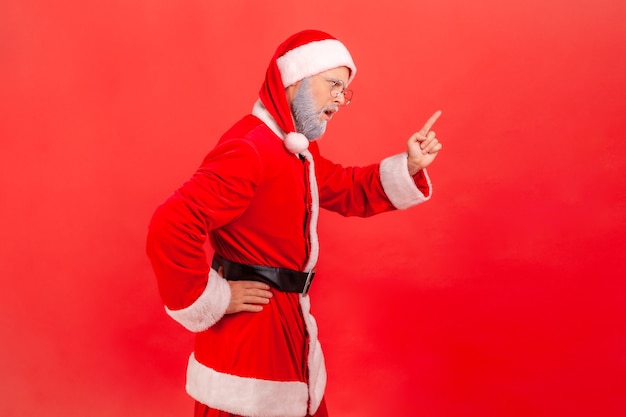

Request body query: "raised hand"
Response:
[407, 110, 443, 175]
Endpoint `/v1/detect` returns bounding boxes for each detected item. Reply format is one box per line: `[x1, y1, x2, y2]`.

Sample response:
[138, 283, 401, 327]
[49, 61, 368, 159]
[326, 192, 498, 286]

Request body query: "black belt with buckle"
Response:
[212, 254, 315, 294]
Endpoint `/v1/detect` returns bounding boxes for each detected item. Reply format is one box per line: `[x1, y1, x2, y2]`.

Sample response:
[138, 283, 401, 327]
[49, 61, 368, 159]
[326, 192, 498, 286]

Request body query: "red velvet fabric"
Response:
[146, 116, 412, 311]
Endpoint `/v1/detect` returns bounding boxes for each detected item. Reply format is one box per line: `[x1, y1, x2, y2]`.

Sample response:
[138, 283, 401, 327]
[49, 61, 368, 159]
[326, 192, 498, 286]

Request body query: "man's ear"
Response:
[284, 80, 302, 105]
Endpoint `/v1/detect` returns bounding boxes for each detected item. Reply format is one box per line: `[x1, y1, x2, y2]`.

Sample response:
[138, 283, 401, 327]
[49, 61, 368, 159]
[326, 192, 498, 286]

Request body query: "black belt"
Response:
[212, 254, 315, 294]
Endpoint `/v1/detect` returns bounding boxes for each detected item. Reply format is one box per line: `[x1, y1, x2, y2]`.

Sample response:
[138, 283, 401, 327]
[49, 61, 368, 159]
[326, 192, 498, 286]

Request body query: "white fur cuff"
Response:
[380, 152, 432, 210]
[165, 268, 231, 332]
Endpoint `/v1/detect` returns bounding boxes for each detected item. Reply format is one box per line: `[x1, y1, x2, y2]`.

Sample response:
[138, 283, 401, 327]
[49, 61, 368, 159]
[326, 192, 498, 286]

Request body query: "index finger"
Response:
[418, 110, 442, 136]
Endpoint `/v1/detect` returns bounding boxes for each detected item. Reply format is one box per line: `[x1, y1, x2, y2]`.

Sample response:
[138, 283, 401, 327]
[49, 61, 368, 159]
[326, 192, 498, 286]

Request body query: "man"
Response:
[146, 29, 442, 417]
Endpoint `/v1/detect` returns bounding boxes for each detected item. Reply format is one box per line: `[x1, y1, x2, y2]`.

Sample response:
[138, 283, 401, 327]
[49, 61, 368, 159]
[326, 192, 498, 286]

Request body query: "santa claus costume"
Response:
[146, 30, 433, 417]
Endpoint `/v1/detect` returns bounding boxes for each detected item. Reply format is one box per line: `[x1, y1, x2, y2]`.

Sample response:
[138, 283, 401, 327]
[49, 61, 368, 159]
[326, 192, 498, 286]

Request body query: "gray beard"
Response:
[291, 78, 327, 141]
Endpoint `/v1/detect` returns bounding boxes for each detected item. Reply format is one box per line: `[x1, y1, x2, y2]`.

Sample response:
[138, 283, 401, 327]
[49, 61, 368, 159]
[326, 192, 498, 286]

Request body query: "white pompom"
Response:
[284, 132, 310, 154]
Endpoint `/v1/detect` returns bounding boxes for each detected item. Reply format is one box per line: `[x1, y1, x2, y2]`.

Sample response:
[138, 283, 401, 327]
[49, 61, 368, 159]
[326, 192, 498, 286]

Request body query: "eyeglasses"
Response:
[318, 76, 353, 106]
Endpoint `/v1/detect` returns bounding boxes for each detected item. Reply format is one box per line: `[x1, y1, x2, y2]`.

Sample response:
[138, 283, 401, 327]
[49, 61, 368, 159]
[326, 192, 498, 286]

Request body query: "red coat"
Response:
[146, 103, 432, 417]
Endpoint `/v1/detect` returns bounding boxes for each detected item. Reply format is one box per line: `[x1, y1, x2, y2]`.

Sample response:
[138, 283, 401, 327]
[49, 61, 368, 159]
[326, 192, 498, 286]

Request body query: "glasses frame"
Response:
[318, 76, 353, 106]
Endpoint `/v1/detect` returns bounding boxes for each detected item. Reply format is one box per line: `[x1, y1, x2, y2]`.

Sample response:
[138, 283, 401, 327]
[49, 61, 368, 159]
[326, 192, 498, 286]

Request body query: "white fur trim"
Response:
[252, 100, 285, 139]
[277, 39, 357, 87]
[380, 152, 432, 210]
[301, 149, 320, 272]
[186, 353, 308, 417]
[165, 268, 231, 332]
[299, 295, 327, 415]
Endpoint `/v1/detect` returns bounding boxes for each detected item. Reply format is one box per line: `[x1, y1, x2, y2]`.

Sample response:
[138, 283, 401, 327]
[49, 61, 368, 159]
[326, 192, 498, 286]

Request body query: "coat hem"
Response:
[186, 353, 309, 417]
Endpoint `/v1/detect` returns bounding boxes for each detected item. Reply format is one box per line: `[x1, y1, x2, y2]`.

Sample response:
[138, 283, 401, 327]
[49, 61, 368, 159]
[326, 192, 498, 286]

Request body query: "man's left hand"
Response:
[407, 110, 443, 175]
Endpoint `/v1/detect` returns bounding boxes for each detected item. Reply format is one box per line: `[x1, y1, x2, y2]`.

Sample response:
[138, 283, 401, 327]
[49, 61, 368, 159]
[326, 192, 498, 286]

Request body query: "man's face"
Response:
[306, 66, 351, 111]
[287, 66, 351, 140]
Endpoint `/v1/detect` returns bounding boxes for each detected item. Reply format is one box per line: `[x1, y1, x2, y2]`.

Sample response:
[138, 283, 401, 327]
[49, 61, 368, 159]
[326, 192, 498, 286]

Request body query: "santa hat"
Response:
[258, 30, 357, 154]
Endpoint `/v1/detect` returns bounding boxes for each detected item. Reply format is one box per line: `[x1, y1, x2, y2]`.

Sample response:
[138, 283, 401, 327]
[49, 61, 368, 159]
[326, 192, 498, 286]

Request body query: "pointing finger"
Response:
[418, 110, 442, 136]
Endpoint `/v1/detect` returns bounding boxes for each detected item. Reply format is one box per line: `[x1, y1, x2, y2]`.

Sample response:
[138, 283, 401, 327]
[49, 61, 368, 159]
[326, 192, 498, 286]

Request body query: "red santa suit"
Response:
[146, 30, 433, 417]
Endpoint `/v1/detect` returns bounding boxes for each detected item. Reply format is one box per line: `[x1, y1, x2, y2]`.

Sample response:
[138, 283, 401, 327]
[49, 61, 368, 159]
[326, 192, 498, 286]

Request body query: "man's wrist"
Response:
[407, 157, 422, 176]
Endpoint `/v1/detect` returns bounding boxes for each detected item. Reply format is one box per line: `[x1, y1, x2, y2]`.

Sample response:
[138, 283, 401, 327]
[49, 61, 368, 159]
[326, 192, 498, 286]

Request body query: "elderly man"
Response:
[146, 29, 442, 417]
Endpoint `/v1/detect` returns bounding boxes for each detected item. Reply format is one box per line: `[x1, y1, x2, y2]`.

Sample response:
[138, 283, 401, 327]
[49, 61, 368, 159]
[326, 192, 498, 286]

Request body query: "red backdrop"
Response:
[1, 1, 625, 416]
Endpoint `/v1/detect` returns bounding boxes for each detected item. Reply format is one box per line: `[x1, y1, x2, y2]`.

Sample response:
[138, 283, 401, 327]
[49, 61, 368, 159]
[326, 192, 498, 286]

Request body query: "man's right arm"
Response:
[145, 139, 262, 331]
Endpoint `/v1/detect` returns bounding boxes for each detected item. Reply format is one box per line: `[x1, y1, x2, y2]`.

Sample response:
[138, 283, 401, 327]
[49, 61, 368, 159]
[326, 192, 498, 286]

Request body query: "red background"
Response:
[1, 1, 625, 416]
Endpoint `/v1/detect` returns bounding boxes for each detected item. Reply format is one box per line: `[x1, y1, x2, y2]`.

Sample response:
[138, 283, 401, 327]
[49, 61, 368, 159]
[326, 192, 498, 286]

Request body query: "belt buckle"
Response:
[302, 270, 314, 295]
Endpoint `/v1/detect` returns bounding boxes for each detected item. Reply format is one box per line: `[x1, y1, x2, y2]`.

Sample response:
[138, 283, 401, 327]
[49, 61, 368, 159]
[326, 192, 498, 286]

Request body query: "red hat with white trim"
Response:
[259, 30, 357, 154]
